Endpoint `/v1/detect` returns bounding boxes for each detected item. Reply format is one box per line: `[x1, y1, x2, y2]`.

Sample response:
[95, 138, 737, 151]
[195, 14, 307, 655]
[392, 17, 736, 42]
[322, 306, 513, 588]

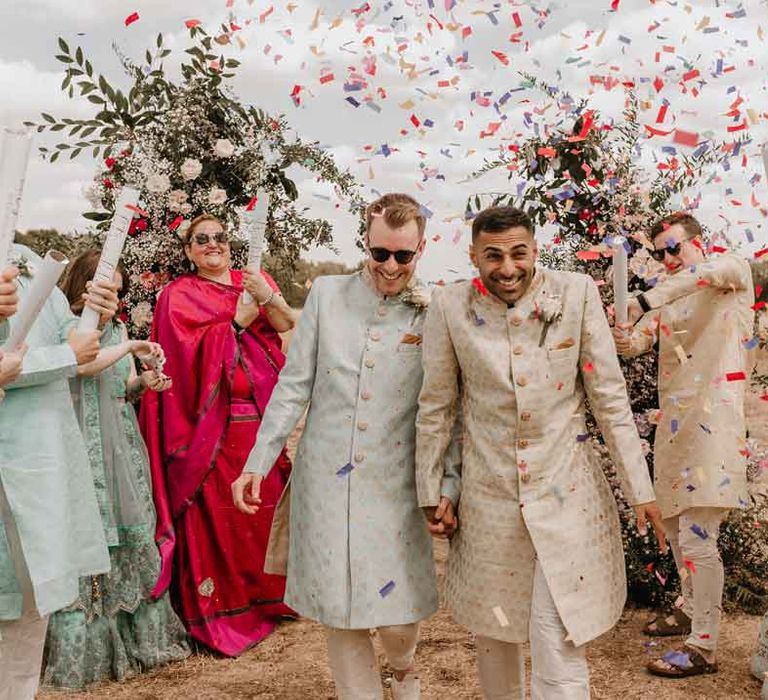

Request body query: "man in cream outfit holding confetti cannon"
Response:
[416, 206, 665, 699]
[233, 193, 460, 700]
[613, 211, 753, 679]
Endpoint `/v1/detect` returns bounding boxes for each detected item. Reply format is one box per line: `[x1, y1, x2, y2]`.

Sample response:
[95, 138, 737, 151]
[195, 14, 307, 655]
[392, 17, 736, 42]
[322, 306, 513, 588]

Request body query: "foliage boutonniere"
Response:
[401, 282, 430, 310]
[9, 255, 33, 278]
[532, 292, 563, 347]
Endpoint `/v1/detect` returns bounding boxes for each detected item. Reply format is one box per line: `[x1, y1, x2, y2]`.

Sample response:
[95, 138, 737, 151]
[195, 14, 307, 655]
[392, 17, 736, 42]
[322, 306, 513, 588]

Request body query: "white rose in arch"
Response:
[180, 158, 203, 181]
[130, 301, 154, 329]
[167, 189, 188, 211]
[213, 139, 235, 158]
[146, 173, 171, 194]
[208, 187, 228, 205]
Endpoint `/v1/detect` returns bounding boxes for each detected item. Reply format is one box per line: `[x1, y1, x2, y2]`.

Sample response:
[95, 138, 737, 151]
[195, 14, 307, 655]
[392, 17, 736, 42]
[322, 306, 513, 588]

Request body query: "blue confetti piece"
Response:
[690, 524, 709, 540]
[719, 476, 731, 487]
[662, 650, 692, 668]
[576, 433, 590, 442]
[671, 419, 679, 434]
[337, 462, 354, 477]
[345, 97, 361, 108]
[744, 337, 759, 350]
[379, 580, 395, 597]
[381, 144, 391, 157]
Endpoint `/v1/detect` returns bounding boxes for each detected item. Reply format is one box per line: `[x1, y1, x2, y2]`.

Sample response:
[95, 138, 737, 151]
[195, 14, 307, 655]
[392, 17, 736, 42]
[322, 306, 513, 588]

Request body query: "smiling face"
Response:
[652, 222, 704, 275]
[365, 216, 425, 296]
[184, 218, 231, 277]
[470, 226, 538, 305]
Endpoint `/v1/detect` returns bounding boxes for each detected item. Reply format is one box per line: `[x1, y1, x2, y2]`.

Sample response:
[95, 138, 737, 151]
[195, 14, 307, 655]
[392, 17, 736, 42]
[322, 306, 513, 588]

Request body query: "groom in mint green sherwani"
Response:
[0, 244, 118, 700]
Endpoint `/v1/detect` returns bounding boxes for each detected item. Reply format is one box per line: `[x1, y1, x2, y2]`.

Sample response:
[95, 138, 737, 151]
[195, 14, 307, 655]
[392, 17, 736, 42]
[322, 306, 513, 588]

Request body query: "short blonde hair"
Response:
[365, 193, 426, 239]
[184, 214, 227, 245]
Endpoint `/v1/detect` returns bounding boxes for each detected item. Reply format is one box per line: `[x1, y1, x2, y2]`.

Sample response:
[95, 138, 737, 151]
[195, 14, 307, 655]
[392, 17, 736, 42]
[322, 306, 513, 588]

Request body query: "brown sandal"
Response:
[647, 645, 718, 678]
[643, 609, 691, 637]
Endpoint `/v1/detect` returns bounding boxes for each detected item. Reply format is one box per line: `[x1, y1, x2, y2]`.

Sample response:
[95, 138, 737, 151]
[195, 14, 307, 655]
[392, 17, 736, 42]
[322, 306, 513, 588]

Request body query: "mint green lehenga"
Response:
[42, 322, 189, 689]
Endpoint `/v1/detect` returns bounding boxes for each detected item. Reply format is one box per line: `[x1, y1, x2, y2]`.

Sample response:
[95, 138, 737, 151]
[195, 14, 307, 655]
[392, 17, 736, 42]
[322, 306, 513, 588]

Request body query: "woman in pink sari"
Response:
[140, 214, 295, 656]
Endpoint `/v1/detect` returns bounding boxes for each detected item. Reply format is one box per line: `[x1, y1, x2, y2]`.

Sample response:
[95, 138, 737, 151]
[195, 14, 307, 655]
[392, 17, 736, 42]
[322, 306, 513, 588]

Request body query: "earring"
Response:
[189, 261, 196, 271]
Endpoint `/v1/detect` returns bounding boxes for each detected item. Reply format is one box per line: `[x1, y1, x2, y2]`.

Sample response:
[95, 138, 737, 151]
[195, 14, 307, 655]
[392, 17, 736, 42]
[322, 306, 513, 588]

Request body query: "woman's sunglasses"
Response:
[369, 247, 417, 265]
[190, 232, 228, 246]
[650, 241, 682, 262]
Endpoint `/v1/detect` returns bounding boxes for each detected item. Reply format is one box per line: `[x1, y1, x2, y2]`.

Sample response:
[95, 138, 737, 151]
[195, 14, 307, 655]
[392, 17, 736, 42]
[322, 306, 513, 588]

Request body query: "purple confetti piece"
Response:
[719, 476, 731, 487]
[671, 419, 679, 434]
[662, 650, 692, 668]
[337, 462, 354, 477]
[690, 524, 709, 540]
[345, 97, 361, 108]
[743, 336, 759, 350]
[576, 433, 590, 442]
[686, 484, 697, 492]
[379, 580, 395, 597]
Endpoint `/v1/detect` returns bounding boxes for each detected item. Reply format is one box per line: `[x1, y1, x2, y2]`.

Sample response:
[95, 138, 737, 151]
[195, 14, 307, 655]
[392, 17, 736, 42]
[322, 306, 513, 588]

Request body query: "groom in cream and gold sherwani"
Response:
[416, 206, 666, 699]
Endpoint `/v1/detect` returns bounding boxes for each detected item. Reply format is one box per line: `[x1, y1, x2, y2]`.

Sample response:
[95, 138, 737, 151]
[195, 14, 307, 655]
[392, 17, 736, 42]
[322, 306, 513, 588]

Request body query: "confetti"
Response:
[690, 524, 709, 540]
[336, 462, 354, 477]
[492, 606, 510, 627]
[379, 580, 395, 597]
[124, 11, 140, 27]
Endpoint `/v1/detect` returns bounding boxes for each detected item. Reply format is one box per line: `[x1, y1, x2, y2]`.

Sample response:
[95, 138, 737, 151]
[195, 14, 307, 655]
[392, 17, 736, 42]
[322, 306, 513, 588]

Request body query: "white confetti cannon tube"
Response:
[241, 194, 270, 304]
[0, 126, 33, 269]
[613, 235, 628, 325]
[3, 250, 68, 351]
[78, 186, 140, 332]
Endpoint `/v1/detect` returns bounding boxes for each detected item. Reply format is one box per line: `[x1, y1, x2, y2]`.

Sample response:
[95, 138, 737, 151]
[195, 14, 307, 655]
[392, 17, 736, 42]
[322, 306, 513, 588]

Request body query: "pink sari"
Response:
[140, 270, 292, 656]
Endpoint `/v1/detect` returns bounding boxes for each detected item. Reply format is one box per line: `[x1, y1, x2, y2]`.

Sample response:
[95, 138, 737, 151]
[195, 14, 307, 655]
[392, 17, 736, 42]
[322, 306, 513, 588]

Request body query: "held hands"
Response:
[422, 496, 458, 539]
[140, 369, 172, 393]
[82, 279, 120, 325]
[242, 268, 274, 304]
[232, 472, 263, 515]
[129, 340, 165, 368]
[67, 329, 101, 365]
[633, 501, 668, 555]
[0, 266, 19, 319]
[0, 345, 27, 387]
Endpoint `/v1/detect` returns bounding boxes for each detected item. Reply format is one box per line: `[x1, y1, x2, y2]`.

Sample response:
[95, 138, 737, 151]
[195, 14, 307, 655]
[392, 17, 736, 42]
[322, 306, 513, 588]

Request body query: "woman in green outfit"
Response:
[42, 250, 189, 689]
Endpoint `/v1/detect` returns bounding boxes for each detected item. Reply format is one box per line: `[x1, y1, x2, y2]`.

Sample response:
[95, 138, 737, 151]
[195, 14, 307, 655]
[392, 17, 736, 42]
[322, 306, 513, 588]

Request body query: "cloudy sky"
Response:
[1, 0, 767, 281]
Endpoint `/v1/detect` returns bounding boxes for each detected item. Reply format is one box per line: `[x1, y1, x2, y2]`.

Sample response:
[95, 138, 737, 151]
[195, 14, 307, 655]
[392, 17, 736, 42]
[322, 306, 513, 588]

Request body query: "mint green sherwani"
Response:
[0, 245, 109, 620]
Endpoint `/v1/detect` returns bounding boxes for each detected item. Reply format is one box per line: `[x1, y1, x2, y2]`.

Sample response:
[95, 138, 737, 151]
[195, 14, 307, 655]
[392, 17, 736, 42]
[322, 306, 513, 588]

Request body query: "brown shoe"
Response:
[643, 609, 692, 637]
[647, 645, 718, 678]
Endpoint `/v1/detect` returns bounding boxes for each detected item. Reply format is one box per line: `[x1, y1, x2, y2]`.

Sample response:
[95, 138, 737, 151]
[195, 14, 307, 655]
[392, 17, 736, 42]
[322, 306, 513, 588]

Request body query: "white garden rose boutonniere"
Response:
[532, 292, 563, 347]
[401, 281, 430, 310]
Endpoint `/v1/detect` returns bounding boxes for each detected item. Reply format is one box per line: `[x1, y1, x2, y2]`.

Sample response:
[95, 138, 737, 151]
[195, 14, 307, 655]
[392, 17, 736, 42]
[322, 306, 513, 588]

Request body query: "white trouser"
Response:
[476, 561, 590, 700]
[0, 484, 49, 700]
[663, 506, 728, 652]
[326, 623, 419, 700]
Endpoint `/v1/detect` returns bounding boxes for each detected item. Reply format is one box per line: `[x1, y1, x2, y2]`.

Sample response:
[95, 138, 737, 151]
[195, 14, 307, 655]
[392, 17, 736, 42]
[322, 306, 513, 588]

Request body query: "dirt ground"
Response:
[39, 536, 763, 700]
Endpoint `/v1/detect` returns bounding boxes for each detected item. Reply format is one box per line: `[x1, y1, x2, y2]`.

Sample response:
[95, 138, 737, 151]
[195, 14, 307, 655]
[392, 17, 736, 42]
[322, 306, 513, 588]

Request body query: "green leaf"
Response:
[156, 33, 162, 48]
[87, 95, 106, 104]
[55, 54, 73, 64]
[85, 59, 93, 77]
[50, 151, 60, 163]
[50, 124, 65, 132]
[75, 46, 83, 65]
[41, 113, 55, 123]
[57, 37, 69, 54]
[82, 211, 111, 222]
[70, 148, 82, 159]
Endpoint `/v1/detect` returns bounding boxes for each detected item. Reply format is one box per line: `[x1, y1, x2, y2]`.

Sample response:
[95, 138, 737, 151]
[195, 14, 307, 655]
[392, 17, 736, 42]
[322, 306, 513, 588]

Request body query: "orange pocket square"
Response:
[554, 337, 575, 350]
[400, 333, 423, 346]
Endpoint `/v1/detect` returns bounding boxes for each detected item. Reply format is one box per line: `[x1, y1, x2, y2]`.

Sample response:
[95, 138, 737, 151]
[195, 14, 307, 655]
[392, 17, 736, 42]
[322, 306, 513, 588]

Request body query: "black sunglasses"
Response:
[191, 232, 228, 246]
[369, 247, 417, 265]
[650, 241, 682, 262]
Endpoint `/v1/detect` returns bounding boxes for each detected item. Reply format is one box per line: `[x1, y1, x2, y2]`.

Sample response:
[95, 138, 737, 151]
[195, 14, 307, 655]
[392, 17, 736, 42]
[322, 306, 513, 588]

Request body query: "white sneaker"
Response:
[391, 673, 421, 700]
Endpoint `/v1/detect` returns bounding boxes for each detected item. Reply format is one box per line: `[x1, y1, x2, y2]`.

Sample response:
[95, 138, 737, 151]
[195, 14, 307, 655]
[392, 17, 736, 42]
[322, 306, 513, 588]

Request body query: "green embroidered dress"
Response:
[43, 322, 189, 689]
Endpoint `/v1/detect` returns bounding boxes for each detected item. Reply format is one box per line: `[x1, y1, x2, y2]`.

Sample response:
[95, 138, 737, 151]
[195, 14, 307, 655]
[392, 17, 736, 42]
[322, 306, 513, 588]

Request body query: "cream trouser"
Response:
[0, 484, 49, 700]
[663, 506, 728, 652]
[476, 561, 590, 700]
[326, 622, 419, 699]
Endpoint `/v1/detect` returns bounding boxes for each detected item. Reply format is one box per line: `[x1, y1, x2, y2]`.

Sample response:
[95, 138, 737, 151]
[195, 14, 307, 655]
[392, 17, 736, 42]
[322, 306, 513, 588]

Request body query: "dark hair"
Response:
[650, 212, 702, 241]
[471, 206, 534, 241]
[60, 249, 128, 315]
[366, 193, 427, 238]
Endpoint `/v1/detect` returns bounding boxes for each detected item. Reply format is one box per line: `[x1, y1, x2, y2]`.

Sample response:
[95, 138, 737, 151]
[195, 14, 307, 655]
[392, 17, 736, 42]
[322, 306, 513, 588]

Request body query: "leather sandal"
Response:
[647, 645, 718, 678]
[643, 609, 691, 637]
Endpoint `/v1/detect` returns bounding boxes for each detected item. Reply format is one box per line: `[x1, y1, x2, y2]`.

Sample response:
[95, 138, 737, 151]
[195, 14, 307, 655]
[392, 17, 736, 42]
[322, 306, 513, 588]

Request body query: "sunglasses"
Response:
[650, 241, 682, 262]
[190, 232, 228, 246]
[369, 247, 417, 265]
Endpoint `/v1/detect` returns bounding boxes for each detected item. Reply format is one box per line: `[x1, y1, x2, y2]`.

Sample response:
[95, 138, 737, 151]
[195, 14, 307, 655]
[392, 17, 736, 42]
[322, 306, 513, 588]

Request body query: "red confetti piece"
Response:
[727, 119, 748, 132]
[684, 558, 697, 574]
[576, 250, 601, 260]
[124, 11, 140, 26]
[125, 203, 149, 217]
[471, 277, 488, 296]
[319, 73, 335, 84]
[185, 19, 201, 28]
[512, 11, 522, 27]
[754, 248, 768, 259]
[537, 147, 557, 157]
[491, 50, 509, 65]
[611, 0, 620, 9]
[410, 114, 421, 127]
[245, 196, 258, 211]
[726, 372, 746, 381]
[682, 69, 700, 82]
[582, 362, 594, 373]
[653, 76, 664, 92]
[696, 279, 711, 287]
[673, 129, 699, 147]
[168, 216, 183, 231]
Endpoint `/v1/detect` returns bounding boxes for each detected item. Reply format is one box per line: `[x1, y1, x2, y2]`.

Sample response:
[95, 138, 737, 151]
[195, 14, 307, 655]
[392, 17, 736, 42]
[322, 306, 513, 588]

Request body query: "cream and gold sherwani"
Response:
[624, 254, 754, 518]
[416, 268, 655, 647]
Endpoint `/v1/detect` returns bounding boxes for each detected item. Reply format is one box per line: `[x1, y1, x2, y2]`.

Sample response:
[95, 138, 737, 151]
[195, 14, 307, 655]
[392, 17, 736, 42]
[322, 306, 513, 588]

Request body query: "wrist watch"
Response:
[232, 319, 246, 335]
